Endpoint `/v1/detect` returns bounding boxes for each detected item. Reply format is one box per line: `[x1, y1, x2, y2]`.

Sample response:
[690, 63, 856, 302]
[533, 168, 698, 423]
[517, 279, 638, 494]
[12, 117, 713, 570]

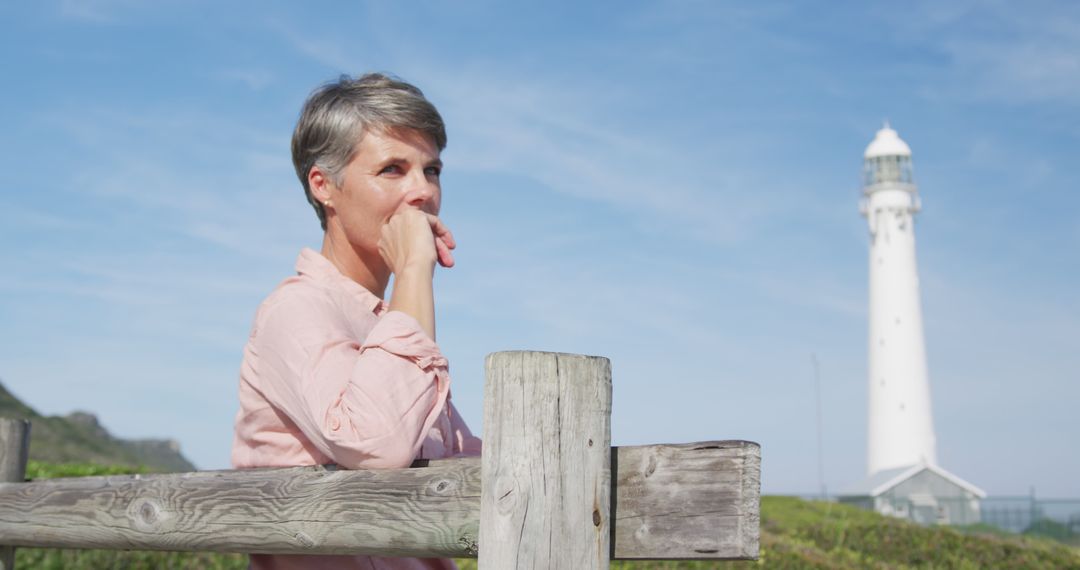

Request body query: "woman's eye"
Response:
[424, 166, 442, 177]
[379, 164, 402, 175]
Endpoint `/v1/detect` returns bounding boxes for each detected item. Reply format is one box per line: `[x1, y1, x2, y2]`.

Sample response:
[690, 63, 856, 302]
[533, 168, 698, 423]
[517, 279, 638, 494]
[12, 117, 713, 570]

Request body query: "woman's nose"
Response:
[404, 177, 438, 209]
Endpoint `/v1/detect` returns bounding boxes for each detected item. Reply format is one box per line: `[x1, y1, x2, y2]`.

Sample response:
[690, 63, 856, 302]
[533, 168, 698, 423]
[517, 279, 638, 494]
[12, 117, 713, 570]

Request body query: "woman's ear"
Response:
[309, 165, 333, 205]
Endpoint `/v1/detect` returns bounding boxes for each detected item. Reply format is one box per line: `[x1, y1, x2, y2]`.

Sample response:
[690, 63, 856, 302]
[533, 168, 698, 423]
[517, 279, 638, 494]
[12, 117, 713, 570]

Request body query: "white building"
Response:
[839, 463, 986, 526]
[840, 124, 984, 524]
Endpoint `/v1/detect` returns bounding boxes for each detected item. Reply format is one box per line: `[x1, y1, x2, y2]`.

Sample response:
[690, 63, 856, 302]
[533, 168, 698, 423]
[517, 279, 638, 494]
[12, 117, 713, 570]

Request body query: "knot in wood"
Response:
[128, 498, 167, 532]
[458, 533, 478, 556]
[139, 501, 157, 523]
[644, 455, 658, 478]
[592, 508, 601, 527]
[431, 478, 454, 494]
[294, 531, 316, 549]
[634, 523, 650, 540]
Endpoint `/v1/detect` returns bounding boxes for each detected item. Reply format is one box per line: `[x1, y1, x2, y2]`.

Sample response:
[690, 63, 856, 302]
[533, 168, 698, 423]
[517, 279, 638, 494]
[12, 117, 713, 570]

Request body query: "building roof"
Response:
[839, 463, 987, 499]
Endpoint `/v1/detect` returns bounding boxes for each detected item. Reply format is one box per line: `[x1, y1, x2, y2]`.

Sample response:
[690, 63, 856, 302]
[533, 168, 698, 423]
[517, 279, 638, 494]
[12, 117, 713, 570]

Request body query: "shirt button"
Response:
[330, 417, 341, 431]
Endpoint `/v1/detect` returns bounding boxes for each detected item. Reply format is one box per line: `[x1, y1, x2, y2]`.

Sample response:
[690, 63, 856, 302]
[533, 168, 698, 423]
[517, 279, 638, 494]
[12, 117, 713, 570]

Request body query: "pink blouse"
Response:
[232, 248, 481, 570]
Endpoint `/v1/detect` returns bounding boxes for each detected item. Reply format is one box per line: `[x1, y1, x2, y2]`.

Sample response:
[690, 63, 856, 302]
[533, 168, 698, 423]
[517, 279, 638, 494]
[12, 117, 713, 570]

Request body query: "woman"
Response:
[232, 73, 481, 570]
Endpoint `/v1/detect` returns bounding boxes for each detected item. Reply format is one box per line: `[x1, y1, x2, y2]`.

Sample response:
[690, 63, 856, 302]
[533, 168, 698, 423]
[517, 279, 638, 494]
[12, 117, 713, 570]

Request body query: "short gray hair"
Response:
[291, 73, 447, 230]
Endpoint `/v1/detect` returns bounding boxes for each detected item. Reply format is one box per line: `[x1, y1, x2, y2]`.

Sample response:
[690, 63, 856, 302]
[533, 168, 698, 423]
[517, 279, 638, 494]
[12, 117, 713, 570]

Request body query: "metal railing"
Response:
[802, 492, 1080, 542]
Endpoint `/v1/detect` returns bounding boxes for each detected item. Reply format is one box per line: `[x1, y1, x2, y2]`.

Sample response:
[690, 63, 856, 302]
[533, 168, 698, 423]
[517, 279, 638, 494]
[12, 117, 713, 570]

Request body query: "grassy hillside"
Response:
[14, 465, 1080, 570]
[744, 496, 1080, 569]
[0, 380, 195, 472]
[465, 497, 1080, 568]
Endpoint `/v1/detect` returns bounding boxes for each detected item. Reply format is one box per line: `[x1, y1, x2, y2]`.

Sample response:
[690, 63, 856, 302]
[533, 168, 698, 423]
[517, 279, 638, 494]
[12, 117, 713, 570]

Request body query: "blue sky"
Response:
[1, 1, 1077, 496]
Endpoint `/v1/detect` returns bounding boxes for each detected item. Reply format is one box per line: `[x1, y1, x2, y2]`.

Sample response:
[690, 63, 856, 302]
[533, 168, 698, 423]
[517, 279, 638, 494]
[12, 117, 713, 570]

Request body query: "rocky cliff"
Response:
[0, 381, 196, 472]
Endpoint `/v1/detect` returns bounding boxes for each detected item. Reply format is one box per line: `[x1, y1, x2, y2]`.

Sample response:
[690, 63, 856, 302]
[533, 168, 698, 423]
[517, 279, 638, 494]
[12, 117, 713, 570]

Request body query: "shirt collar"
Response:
[295, 248, 386, 314]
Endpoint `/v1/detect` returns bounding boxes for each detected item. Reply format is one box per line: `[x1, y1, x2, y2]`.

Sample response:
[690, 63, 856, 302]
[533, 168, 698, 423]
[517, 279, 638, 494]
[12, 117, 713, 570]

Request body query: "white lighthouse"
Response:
[838, 125, 985, 525]
[860, 124, 937, 476]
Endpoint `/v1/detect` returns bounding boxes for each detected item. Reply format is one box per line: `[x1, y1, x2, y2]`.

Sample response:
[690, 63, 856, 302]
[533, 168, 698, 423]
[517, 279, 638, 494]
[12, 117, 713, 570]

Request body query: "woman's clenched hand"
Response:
[378, 208, 456, 275]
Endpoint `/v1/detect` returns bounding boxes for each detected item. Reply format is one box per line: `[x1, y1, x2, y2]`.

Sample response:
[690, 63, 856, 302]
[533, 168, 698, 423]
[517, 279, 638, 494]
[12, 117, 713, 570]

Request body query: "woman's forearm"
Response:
[388, 262, 436, 340]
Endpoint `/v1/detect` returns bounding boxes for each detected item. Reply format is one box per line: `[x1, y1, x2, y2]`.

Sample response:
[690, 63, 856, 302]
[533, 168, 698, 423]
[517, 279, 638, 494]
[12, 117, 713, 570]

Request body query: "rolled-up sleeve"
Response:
[254, 293, 450, 469]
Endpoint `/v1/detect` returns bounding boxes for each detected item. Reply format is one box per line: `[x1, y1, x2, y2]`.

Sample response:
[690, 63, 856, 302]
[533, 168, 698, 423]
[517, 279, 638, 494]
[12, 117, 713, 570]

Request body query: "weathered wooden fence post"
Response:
[0, 419, 29, 570]
[480, 351, 612, 569]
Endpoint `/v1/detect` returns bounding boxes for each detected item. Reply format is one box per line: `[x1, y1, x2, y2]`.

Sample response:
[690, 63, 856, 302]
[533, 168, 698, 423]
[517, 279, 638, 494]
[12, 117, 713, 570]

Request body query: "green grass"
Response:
[457, 496, 1080, 569]
[744, 496, 1079, 570]
[1023, 518, 1080, 546]
[24, 460, 152, 479]
[13, 465, 1080, 569]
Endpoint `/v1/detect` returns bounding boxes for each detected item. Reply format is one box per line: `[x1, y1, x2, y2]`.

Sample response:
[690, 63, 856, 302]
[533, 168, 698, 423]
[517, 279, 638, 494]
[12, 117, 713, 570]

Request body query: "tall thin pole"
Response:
[812, 354, 826, 500]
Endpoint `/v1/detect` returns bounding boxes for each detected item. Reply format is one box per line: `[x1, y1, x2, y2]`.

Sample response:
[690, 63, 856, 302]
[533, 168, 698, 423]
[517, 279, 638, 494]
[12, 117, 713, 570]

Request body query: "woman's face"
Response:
[326, 127, 443, 259]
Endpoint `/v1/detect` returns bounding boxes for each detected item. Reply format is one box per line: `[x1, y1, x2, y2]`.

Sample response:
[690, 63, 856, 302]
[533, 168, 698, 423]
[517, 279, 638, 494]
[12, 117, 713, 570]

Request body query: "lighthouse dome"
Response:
[864, 124, 912, 158]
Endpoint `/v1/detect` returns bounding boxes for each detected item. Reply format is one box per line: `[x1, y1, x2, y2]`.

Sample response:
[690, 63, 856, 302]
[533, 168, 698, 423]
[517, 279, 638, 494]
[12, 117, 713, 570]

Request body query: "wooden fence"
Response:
[0, 351, 760, 568]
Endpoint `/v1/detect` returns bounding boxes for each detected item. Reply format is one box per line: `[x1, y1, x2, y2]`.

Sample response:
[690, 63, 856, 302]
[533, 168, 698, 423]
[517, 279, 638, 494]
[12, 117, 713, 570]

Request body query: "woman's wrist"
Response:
[388, 262, 436, 339]
[395, 258, 436, 277]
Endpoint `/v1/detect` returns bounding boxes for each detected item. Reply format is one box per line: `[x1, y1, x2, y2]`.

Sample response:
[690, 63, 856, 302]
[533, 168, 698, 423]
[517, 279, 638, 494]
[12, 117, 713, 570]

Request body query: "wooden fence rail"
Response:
[0, 351, 760, 567]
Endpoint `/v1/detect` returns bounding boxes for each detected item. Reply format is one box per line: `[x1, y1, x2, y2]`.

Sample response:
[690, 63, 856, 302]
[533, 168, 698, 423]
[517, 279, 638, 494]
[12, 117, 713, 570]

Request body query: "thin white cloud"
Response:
[35, 104, 316, 259]
[57, 0, 120, 23]
[898, 1, 1080, 107]
[266, 18, 357, 72]
[0, 203, 99, 232]
[421, 67, 814, 246]
[262, 15, 817, 247]
[214, 68, 276, 91]
[56, 0, 156, 24]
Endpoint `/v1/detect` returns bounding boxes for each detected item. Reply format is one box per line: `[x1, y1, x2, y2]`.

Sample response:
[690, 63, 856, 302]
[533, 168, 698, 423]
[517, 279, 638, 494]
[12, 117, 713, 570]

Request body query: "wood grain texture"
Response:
[480, 351, 613, 569]
[0, 441, 758, 559]
[612, 440, 760, 560]
[0, 419, 30, 570]
[0, 459, 481, 557]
